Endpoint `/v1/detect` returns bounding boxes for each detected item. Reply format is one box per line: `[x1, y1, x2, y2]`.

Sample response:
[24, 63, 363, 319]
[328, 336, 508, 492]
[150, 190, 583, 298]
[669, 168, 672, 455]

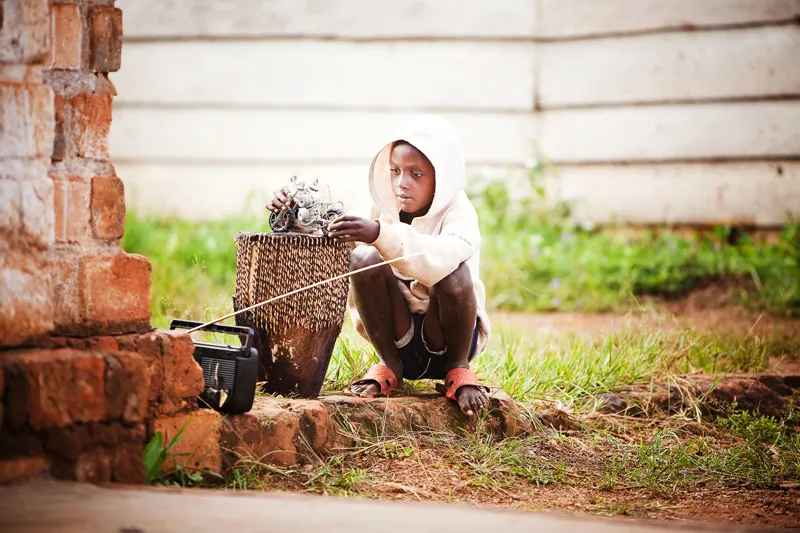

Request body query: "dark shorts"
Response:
[397, 313, 479, 380]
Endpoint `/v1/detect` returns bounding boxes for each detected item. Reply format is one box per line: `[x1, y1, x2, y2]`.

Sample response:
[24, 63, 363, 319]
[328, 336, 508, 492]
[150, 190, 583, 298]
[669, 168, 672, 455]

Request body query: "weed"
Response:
[302, 456, 367, 496]
[142, 419, 189, 485]
[143, 415, 223, 486]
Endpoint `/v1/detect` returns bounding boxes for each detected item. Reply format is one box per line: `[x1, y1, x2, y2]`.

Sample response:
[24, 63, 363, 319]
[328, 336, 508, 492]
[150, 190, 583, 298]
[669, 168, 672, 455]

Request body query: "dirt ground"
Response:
[250, 295, 800, 528]
[258, 442, 800, 528]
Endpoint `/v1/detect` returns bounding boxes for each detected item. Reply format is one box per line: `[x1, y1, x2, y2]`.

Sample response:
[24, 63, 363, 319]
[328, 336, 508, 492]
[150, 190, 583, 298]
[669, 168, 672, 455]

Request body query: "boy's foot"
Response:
[349, 381, 380, 395]
[441, 368, 492, 417]
[346, 363, 404, 397]
[455, 385, 489, 417]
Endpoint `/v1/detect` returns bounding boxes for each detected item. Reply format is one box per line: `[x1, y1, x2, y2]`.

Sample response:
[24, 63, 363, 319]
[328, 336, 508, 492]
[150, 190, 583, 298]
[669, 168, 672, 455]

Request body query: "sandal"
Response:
[344, 364, 403, 397]
[437, 368, 491, 402]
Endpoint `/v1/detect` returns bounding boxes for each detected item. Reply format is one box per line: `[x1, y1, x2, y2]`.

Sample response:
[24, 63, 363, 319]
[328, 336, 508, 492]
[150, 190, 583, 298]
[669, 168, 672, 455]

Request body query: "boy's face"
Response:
[390, 142, 435, 216]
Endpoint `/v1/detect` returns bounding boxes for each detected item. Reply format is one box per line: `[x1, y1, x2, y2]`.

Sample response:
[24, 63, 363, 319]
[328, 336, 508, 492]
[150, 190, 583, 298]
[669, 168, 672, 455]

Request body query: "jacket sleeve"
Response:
[370, 199, 480, 287]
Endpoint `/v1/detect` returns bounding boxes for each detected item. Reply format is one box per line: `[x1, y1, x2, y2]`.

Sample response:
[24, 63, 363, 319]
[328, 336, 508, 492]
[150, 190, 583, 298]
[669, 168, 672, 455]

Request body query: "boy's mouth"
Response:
[397, 194, 412, 204]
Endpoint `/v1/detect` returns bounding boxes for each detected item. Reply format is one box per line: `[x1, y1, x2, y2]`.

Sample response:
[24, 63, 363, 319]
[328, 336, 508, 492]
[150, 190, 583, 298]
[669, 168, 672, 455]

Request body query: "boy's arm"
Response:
[371, 201, 479, 287]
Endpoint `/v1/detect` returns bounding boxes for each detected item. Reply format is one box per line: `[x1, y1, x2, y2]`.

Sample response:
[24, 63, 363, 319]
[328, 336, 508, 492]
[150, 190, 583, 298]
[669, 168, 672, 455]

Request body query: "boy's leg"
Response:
[424, 262, 488, 416]
[349, 246, 411, 394]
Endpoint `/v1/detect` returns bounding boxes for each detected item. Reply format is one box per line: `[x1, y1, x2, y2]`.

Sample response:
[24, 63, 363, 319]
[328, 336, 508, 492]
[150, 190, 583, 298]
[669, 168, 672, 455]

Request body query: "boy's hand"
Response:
[327, 215, 380, 243]
[267, 186, 293, 212]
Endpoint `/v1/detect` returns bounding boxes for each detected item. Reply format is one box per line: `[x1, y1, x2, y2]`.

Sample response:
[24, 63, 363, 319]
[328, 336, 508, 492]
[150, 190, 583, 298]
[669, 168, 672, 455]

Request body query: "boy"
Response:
[269, 115, 491, 416]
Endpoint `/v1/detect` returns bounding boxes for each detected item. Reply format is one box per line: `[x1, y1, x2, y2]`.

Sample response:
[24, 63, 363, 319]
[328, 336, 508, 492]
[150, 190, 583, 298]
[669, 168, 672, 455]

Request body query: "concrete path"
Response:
[0, 481, 771, 533]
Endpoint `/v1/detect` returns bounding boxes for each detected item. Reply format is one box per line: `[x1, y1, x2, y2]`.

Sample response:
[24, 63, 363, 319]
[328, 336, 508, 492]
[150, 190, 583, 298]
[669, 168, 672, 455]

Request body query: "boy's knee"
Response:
[436, 262, 473, 299]
[350, 245, 383, 272]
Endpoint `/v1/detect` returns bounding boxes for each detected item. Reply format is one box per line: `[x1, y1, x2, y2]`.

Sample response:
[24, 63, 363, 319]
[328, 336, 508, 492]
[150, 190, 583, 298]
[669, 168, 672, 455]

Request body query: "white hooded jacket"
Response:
[348, 115, 491, 356]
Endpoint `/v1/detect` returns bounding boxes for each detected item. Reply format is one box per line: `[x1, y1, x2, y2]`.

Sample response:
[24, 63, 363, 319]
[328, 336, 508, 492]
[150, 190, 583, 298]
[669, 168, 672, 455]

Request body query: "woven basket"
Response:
[233, 232, 350, 397]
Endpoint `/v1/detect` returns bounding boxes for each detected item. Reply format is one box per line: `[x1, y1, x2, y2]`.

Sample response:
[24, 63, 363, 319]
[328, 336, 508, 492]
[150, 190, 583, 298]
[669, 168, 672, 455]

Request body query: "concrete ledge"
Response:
[597, 374, 800, 418]
[219, 391, 533, 470]
[216, 374, 800, 473]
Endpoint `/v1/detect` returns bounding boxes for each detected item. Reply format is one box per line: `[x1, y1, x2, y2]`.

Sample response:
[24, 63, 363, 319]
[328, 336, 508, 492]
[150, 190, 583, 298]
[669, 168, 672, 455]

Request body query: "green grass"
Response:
[122, 176, 799, 405]
[123, 175, 800, 332]
[470, 175, 800, 315]
[324, 324, 798, 407]
[122, 214, 271, 329]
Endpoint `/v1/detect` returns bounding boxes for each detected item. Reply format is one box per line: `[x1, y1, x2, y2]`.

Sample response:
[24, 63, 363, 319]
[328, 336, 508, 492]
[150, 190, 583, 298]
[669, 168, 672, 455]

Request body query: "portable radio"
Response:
[169, 319, 259, 414]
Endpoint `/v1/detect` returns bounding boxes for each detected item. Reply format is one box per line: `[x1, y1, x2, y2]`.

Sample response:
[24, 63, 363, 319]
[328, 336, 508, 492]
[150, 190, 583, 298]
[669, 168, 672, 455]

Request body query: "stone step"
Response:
[162, 390, 533, 474]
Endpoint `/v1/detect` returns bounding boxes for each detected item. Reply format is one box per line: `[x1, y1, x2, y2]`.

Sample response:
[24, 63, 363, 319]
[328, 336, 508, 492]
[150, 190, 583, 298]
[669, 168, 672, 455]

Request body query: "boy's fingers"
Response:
[332, 214, 359, 224]
[269, 198, 284, 211]
[328, 221, 359, 232]
[328, 229, 358, 241]
[328, 228, 354, 238]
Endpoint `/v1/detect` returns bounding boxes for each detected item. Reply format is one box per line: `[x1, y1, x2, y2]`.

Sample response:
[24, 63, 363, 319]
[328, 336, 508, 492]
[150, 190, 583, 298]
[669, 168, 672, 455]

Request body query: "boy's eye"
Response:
[390, 167, 400, 175]
[411, 172, 422, 179]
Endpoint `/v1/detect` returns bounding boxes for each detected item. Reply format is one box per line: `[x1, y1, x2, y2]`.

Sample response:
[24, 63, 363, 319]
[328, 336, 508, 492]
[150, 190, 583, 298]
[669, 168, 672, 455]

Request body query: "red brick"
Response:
[0, 178, 51, 246]
[0, 266, 54, 347]
[104, 352, 148, 424]
[81, 253, 152, 334]
[90, 176, 125, 239]
[74, 448, 112, 483]
[38, 336, 69, 349]
[112, 442, 146, 484]
[41, 421, 144, 462]
[66, 337, 89, 350]
[0, 365, 4, 432]
[49, 3, 82, 69]
[0, 179, 21, 235]
[48, 256, 82, 334]
[221, 409, 300, 469]
[3, 349, 106, 430]
[0, 0, 49, 63]
[162, 331, 205, 401]
[293, 400, 333, 454]
[64, 336, 120, 351]
[0, 457, 51, 484]
[135, 332, 164, 405]
[52, 94, 66, 161]
[151, 411, 222, 474]
[0, 84, 54, 158]
[89, 7, 122, 72]
[20, 178, 54, 248]
[91, 336, 120, 351]
[69, 93, 112, 160]
[116, 334, 137, 352]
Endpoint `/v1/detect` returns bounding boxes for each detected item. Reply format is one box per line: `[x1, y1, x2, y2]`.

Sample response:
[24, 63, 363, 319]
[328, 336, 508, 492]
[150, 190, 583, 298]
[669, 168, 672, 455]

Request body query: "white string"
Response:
[187, 251, 424, 333]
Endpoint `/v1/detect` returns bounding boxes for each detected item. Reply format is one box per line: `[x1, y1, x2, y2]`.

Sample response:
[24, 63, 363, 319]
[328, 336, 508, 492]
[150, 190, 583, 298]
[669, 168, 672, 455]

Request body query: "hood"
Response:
[368, 114, 467, 222]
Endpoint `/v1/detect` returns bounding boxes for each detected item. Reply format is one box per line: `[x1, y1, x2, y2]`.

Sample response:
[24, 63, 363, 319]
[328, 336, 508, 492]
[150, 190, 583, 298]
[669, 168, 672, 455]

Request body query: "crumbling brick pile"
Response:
[0, 0, 209, 484]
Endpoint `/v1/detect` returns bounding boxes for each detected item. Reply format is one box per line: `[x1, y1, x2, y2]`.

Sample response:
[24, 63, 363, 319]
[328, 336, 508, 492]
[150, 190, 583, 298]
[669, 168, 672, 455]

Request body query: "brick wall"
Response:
[0, 0, 208, 484]
[45, 0, 150, 337]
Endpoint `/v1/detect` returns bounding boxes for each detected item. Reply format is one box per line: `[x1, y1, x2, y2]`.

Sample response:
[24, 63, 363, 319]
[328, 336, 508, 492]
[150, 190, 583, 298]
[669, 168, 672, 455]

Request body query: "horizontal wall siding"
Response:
[109, 109, 537, 165]
[538, 0, 800, 38]
[112, 41, 536, 111]
[116, 162, 520, 221]
[546, 162, 800, 226]
[117, 162, 372, 221]
[116, 0, 537, 39]
[540, 26, 800, 107]
[112, 1, 800, 226]
[540, 102, 800, 163]
[119, 161, 800, 225]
